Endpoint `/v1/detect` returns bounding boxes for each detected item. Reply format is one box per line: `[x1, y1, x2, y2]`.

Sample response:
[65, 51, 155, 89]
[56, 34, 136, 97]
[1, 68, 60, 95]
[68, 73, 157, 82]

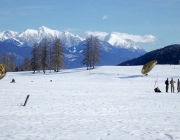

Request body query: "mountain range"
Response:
[118, 44, 180, 66]
[0, 26, 146, 68]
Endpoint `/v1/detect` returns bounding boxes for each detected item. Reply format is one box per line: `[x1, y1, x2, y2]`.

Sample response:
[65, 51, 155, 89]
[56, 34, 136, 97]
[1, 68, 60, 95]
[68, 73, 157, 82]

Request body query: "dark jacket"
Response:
[154, 87, 161, 92]
[177, 80, 180, 87]
[165, 80, 169, 85]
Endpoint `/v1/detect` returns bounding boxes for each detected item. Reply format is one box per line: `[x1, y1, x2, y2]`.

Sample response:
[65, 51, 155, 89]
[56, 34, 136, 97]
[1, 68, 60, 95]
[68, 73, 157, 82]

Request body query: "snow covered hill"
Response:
[0, 65, 180, 140]
[118, 44, 180, 65]
[0, 26, 146, 67]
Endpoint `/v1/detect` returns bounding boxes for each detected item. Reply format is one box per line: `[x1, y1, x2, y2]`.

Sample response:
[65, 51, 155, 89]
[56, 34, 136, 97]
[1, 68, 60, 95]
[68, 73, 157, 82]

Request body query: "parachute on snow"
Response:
[0, 63, 6, 79]
[141, 60, 157, 75]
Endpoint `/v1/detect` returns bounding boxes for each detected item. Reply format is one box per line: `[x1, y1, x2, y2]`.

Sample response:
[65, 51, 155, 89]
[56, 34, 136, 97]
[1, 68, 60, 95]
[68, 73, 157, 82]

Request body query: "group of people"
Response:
[165, 78, 180, 93]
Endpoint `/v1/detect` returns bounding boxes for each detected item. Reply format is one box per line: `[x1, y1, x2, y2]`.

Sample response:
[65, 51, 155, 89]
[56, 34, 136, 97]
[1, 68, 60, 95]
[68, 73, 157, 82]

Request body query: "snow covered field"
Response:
[0, 65, 180, 140]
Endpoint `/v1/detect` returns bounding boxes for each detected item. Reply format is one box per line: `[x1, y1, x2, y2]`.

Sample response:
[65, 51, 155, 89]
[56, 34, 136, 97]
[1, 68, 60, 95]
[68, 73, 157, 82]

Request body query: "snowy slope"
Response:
[0, 65, 180, 140]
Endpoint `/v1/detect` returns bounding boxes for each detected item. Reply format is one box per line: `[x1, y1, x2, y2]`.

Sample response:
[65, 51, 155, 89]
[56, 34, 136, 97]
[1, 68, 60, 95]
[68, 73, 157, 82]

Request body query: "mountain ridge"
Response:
[0, 26, 146, 68]
[0, 26, 144, 50]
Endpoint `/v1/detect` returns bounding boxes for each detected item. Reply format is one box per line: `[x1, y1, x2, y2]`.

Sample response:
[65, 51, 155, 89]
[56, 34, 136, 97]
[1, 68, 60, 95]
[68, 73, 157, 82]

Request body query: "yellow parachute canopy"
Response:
[0, 63, 6, 79]
[141, 60, 157, 75]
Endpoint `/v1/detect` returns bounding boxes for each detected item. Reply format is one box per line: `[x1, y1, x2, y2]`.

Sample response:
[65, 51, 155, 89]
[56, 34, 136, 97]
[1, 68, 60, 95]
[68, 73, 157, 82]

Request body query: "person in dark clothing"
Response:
[177, 79, 180, 93]
[170, 78, 175, 93]
[154, 87, 161, 92]
[165, 78, 169, 93]
[10, 78, 15, 83]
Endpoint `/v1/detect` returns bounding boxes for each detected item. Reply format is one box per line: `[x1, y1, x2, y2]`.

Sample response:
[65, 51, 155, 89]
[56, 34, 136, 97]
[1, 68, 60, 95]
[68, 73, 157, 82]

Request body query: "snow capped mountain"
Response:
[0, 26, 83, 48]
[59, 31, 83, 48]
[36, 26, 83, 47]
[84, 32, 142, 50]
[0, 26, 146, 68]
[17, 29, 39, 46]
[0, 30, 18, 41]
[0, 26, 144, 51]
[104, 33, 127, 47]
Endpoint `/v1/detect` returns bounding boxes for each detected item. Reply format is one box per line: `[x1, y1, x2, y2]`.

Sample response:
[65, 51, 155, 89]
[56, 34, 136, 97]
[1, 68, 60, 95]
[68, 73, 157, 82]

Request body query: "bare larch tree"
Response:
[82, 35, 101, 70]
[40, 39, 49, 74]
[31, 42, 42, 73]
[52, 38, 64, 72]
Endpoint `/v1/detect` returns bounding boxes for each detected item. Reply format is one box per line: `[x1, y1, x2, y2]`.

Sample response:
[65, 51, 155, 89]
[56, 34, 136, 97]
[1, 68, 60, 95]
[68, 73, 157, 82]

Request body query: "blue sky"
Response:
[0, 0, 180, 52]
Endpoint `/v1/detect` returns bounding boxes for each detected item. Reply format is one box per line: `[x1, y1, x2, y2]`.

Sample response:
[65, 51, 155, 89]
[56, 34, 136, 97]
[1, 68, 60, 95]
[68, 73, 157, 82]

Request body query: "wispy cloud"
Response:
[102, 15, 108, 20]
[19, 5, 56, 16]
[23, 5, 55, 10]
[0, 11, 10, 16]
[113, 32, 157, 43]
[23, 6, 40, 10]
[84, 31, 108, 40]
[64, 28, 78, 32]
[0, 10, 12, 23]
[83, 31, 157, 44]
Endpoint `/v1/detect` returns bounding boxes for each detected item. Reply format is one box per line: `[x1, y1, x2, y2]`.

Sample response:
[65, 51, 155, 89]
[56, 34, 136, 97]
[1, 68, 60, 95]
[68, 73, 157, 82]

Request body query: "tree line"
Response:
[30, 38, 64, 74]
[0, 35, 101, 73]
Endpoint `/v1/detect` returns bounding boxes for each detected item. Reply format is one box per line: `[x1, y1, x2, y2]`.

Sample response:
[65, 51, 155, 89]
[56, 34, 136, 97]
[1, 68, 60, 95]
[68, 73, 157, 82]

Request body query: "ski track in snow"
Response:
[0, 65, 180, 140]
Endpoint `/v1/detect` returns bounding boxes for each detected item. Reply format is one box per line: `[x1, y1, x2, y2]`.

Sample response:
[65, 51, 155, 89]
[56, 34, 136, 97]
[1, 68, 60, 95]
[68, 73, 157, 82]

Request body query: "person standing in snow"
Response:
[170, 78, 175, 93]
[165, 78, 169, 93]
[177, 79, 180, 93]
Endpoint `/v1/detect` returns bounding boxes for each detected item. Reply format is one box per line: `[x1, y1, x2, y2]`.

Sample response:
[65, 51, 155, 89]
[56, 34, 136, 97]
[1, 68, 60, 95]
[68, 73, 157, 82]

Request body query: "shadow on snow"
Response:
[118, 75, 142, 79]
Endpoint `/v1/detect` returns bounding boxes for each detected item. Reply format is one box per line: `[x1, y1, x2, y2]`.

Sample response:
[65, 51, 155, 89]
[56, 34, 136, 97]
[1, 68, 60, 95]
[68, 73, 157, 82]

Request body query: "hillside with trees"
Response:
[118, 44, 180, 66]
